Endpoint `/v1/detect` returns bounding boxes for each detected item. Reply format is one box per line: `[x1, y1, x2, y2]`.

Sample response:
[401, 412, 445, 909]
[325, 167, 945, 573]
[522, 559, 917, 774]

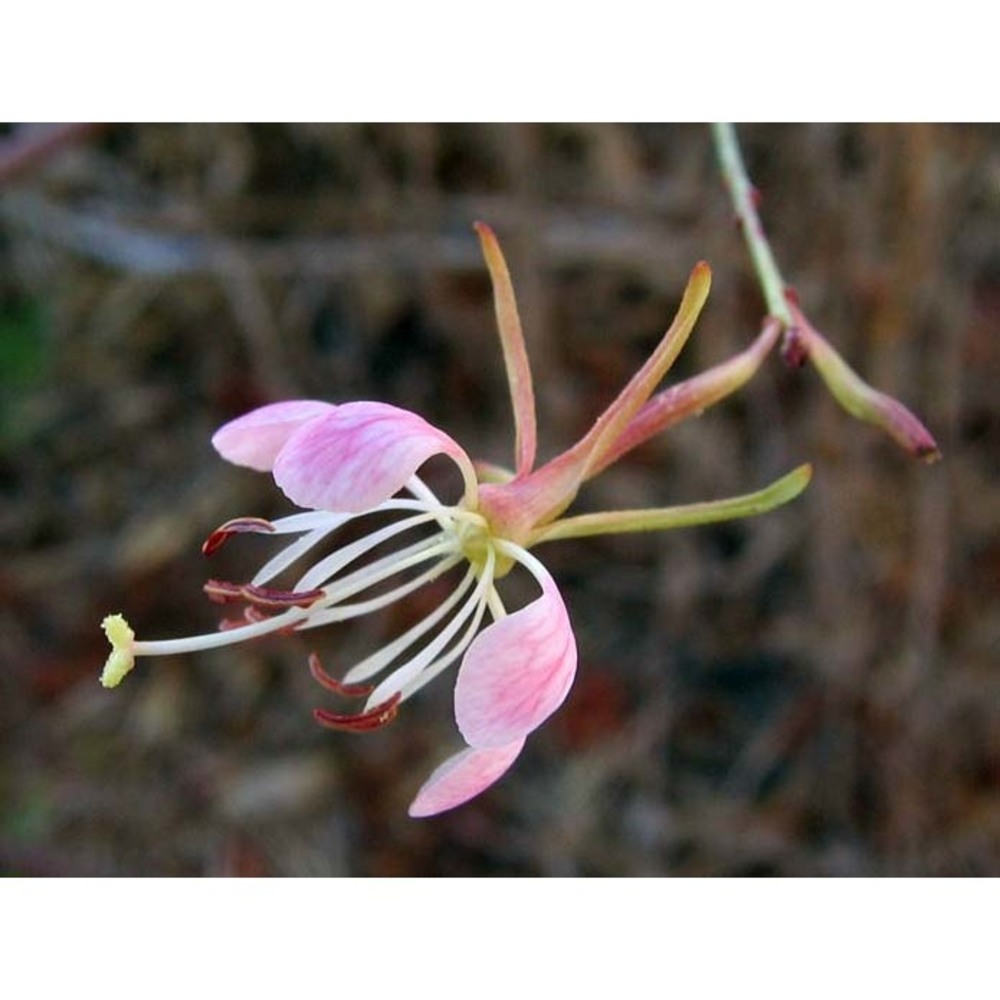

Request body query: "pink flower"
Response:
[101, 224, 812, 817]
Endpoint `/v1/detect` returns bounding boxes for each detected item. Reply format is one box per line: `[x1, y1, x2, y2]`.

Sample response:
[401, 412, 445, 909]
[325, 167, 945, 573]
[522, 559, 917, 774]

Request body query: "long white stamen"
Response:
[267, 497, 457, 538]
[405, 474, 436, 501]
[405, 477, 454, 531]
[252, 525, 340, 585]
[295, 511, 440, 591]
[301, 553, 465, 629]
[122, 528, 460, 662]
[364, 546, 496, 707]
[107, 486, 499, 693]
[314, 534, 455, 609]
[494, 538, 550, 589]
[392, 547, 529, 701]
[126, 538, 460, 661]
[395, 573, 494, 703]
[256, 497, 470, 587]
[266, 511, 351, 534]
[342, 564, 478, 684]
[486, 585, 507, 621]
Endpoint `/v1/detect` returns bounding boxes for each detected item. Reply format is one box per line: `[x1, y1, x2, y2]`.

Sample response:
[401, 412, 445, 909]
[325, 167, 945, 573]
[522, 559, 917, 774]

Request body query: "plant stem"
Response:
[710, 123, 793, 326]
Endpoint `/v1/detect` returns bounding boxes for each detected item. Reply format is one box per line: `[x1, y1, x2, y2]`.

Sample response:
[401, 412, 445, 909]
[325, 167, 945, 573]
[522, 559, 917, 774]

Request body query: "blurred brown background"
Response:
[0, 123, 996, 876]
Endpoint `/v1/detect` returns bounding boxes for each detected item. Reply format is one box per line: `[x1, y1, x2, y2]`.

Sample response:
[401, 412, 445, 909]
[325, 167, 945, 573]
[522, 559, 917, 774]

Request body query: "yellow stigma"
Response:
[100, 613, 136, 688]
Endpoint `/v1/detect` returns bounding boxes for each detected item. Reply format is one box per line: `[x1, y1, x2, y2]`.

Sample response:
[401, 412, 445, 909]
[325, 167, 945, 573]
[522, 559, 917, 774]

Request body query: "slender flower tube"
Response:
[100, 223, 814, 817]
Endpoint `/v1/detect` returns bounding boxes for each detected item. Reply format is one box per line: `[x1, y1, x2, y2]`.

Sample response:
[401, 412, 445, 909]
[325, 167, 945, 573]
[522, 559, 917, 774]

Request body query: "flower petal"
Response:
[455, 564, 577, 749]
[407, 738, 525, 818]
[212, 400, 336, 472]
[272, 401, 476, 513]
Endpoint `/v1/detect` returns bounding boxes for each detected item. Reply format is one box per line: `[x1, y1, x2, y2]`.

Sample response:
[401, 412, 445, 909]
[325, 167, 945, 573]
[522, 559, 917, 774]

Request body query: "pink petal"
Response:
[407, 738, 525, 818]
[212, 400, 336, 472]
[272, 401, 474, 513]
[455, 569, 577, 749]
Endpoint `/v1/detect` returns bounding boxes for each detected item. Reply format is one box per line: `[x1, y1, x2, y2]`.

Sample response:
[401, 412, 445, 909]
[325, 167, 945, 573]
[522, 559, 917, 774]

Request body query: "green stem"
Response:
[710, 123, 793, 325]
[530, 464, 812, 545]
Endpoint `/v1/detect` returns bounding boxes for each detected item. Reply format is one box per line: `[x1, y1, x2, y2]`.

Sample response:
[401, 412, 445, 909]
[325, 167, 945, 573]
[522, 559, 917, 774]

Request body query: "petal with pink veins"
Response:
[212, 400, 336, 472]
[407, 738, 526, 818]
[455, 568, 577, 749]
[272, 401, 477, 513]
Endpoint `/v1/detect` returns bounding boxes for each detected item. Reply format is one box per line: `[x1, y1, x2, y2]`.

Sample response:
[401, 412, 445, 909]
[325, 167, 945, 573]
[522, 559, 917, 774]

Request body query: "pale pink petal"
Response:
[455, 569, 577, 749]
[212, 400, 336, 472]
[272, 401, 476, 513]
[407, 738, 525, 818]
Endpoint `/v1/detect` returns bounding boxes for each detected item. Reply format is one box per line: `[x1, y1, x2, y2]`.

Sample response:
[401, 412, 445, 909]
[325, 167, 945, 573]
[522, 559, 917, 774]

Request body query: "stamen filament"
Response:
[311, 535, 457, 609]
[395, 576, 496, 703]
[341, 564, 478, 683]
[405, 475, 441, 505]
[252, 525, 342, 586]
[486, 586, 507, 621]
[295, 511, 440, 591]
[301, 553, 465, 629]
[365, 546, 496, 707]
[493, 538, 551, 589]
[267, 511, 352, 533]
[127, 542, 464, 661]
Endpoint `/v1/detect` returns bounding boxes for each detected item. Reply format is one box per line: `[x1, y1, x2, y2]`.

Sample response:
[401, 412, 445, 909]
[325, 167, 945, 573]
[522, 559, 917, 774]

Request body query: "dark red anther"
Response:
[202, 517, 276, 556]
[203, 579, 325, 609]
[749, 184, 763, 211]
[240, 583, 326, 609]
[308, 653, 375, 698]
[313, 692, 402, 733]
[204, 579, 245, 603]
